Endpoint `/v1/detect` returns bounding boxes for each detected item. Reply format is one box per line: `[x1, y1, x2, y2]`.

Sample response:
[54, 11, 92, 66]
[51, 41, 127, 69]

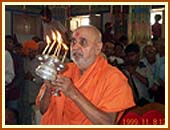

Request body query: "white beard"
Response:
[71, 54, 95, 71]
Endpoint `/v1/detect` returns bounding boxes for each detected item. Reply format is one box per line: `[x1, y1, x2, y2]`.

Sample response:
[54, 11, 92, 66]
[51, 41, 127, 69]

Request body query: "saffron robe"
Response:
[36, 55, 135, 125]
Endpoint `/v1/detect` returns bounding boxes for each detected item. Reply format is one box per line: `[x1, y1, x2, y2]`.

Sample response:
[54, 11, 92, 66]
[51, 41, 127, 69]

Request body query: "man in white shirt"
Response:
[40, 6, 69, 44]
[5, 50, 15, 86]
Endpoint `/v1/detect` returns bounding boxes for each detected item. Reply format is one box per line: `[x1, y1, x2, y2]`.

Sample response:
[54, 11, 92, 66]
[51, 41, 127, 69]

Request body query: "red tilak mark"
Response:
[75, 32, 80, 37]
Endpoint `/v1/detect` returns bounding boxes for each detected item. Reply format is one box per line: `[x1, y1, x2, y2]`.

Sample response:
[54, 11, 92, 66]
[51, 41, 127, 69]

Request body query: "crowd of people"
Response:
[102, 28, 165, 107]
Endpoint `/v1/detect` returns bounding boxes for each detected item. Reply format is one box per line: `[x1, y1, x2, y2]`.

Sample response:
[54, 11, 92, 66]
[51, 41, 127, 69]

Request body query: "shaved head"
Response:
[70, 25, 103, 73]
[73, 25, 102, 43]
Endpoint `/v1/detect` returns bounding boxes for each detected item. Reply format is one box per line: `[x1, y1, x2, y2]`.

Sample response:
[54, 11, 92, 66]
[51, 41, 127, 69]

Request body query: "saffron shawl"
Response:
[36, 55, 135, 124]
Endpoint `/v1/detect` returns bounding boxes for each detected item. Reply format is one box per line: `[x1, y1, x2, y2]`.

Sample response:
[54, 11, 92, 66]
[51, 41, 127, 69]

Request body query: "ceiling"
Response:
[5, 5, 165, 17]
[6, 5, 110, 14]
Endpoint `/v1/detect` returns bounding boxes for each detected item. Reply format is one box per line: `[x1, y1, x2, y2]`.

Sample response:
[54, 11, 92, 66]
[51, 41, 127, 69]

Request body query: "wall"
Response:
[128, 5, 151, 44]
[90, 14, 101, 30]
[5, 10, 42, 44]
[5, 11, 11, 35]
[13, 13, 41, 43]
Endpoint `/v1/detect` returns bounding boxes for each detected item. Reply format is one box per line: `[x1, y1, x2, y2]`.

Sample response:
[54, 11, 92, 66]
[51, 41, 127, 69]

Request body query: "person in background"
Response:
[108, 43, 125, 68]
[151, 39, 165, 104]
[5, 35, 14, 53]
[5, 107, 18, 125]
[5, 50, 15, 86]
[40, 6, 69, 44]
[5, 35, 20, 123]
[152, 14, 162, 41]
[118, 35, 128, 48]
[141, 45, 158, 101]
[121, 43, 151, 106]
[103, 22, 114, 44]
[22, 40, 43, 124]
[102, 41, 115, 59]
[32, 36, 41, 43]
[36, 25, 135, 125]
[12, 43, 25, 124]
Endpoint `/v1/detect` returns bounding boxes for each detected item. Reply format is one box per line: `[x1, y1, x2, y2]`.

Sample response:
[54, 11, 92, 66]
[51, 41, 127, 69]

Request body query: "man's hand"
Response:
[44, 80, 57, 95]
[40, 80, 53, 114]
[42, 76, 117, 124]
[54, 75, 76, 98]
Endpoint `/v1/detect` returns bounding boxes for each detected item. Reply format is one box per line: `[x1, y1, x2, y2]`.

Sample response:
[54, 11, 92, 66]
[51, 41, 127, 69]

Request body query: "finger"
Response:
[54, 81, 63, 88]
[57, 74, 68, 79]
[44, 80, 52, 88]
[56, 74, 63, 80]
[56, 76, 65, 83]
[44, 80, 51, 84]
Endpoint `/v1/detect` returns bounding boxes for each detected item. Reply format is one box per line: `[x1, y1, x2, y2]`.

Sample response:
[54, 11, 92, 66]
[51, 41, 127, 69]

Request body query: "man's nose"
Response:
[72, 42, 82, 50]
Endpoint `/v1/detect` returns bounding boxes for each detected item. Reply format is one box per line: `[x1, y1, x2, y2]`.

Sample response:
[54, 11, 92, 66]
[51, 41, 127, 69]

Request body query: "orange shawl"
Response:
[36, 54, 135, 125]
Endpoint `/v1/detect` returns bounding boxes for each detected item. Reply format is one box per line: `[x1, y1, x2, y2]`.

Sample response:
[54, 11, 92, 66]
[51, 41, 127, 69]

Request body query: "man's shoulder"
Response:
[104, 64, 127, 81]
[5, 50, 10, 55]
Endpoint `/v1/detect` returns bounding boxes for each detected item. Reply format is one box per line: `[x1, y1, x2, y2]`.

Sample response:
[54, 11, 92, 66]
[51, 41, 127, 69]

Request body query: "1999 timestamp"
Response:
[121, 118, 165, 125]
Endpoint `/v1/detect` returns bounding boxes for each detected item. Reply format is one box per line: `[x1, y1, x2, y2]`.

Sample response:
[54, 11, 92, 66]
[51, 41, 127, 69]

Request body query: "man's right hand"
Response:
[40, 80, 53, 114]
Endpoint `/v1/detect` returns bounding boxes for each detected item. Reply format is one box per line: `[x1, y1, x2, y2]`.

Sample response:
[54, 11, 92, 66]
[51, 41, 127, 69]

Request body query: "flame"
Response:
[47, 31, 57, 54]
[56, 31, 63, 44]
[46, 35, 51, 45]
[52, 31, 57, 41]
[62, 43, 69, 50]
[42, 35, 51, 55]
[56, 31, 68, 50]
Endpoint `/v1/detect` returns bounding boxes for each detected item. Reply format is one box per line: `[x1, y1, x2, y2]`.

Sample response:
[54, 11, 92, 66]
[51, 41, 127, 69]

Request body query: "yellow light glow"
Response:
[46, 35, 51, 44]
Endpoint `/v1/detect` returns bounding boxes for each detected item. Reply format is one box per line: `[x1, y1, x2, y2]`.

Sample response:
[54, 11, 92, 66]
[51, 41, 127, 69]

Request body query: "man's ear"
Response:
[95, 42, 103, 55]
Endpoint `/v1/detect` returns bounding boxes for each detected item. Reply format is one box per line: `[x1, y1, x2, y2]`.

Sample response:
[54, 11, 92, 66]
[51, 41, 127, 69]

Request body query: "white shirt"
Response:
[5, 50, 15, 86]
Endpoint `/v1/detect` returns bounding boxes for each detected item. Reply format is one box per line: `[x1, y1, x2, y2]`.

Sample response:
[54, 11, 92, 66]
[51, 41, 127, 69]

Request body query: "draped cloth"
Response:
[36, 54, 135, 125]
[128, 5, 151, 43]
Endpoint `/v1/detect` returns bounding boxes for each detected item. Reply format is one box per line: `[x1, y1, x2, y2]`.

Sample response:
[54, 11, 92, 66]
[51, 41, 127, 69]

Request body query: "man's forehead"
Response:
[74, 31, 80, 37]
[73, 28, 89, 38]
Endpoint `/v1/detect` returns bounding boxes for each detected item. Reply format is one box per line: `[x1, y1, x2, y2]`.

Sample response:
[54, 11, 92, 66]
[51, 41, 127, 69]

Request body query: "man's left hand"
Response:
[55, 75, 76, 97]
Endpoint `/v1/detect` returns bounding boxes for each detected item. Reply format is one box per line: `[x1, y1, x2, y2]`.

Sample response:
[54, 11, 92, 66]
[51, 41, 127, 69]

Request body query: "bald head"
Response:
[70, 25, 103, 72]
[73, 25, 102, 43]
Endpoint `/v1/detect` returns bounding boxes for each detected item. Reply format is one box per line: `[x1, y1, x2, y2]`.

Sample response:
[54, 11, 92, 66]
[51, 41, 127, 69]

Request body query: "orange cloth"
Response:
[36, 54, 135, 125]
[23, 40, 38, 56]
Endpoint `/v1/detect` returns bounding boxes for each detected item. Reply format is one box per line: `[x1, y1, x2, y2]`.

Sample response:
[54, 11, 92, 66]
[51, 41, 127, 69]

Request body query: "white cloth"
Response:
[108, 56, 124, 65]
[5, 50, 15, 86]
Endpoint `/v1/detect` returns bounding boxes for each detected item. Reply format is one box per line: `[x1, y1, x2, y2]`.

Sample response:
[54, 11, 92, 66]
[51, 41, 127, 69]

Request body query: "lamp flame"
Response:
[62, 43, 69, 50]
[52, 31, 57, 41]
[42, 35, 51, 55]
[47, 31, 57, 54]
[46, 35, 51, 45]
[56, 31, 63, 44]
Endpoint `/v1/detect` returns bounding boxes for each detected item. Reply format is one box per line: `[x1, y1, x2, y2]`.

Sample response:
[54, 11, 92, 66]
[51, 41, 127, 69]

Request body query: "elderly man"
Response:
[36, 25, 135, 125]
